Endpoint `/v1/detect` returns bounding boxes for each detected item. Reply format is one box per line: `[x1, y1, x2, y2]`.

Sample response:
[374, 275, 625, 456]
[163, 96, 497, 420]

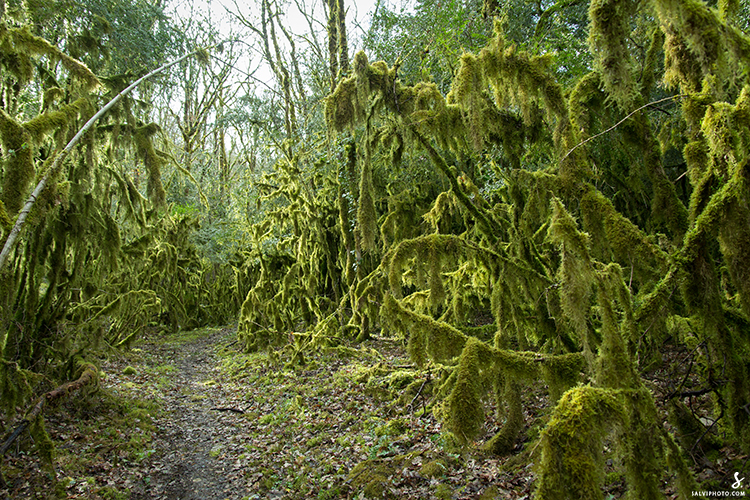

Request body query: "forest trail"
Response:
[110, 327, 253, 500]
[0, 326, 538, 499]
[95, 327, 535, 500]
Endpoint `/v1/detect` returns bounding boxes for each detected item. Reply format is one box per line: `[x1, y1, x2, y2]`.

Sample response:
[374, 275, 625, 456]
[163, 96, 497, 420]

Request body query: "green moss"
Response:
[123, 366, 138, 376]
[134, 124, 167, 208]
[479, 485, 500, 499]
[420, 459, 447, 478]
[434, 483, 453, 499]
[23, 98, 88, 142]
[0, 199, 12, 232]
[357, 147, 378, 252]
[347, 459, 398, 499]
[29, 415, 56, 471]
[483, 379, 523, 455]
[547, 197, 595, 351]
[588, 0, 638, 110]
[569, 72, 606, 141]
[381, 293, 466, 365]
[541, 353, 586, 402]
[536, 387, 626, 500]
[0, 109, 35, 216]
[10, 26, 99, 88]
[374, 417, 408, 437]
[385, 370, 416, 390]
[580, 188, 668, 282]
[619, 389, 666, 499]
[363, 476, 389, 498]
[594, 265, 639, 389]
[0, 360, 34, 420]
[445, 337, 493, 443]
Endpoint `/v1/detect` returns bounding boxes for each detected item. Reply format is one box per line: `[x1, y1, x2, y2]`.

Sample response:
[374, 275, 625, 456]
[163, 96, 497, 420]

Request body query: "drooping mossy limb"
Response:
[536, 387, 627, 500]
[1, 362, 98, 473]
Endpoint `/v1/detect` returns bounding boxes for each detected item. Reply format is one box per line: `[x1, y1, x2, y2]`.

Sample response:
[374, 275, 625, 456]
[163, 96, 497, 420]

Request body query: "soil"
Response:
[124, 327, 252, 500]
[0, 326, 542, 499]
[1, 326, 744, 499]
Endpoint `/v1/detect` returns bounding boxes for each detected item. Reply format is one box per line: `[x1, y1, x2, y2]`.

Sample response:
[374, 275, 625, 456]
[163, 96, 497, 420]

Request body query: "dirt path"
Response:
[96, 327, 531, 500]
[114, 328, 254, 500]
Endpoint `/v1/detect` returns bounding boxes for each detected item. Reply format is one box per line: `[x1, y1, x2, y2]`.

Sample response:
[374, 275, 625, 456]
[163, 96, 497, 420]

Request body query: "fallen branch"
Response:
[210, 407, 247, 414]
[0, 363, 98, 486]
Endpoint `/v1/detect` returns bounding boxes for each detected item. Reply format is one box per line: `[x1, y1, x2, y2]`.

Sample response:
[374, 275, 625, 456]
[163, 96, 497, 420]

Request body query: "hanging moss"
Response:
[547, 197, 596, 361]
[357, 144, 378, 251]
[305, 0, 750, 490]
[580, 188, 668, 281]
[483, 378, 524, 454]
[382, 293, 467, 365]
[0, 109, 34, 216]
[641, 27, 665, 97]
[588, 0, 638, 110]
[29, 415, 56, 471]
[536, 387, 626, 500]
[594, 265, 639, 389]
[23, 97, 88, 142]
[0, 360, 34, 420]
[569, 72, 606, 141]
[541, 353, 586, 402]
[662, 427, 701, 499]
[41, 87, 65, 111]
[134, 123, 167, 208]
[6, 26, 99, 89]
[444, 336, 493, 442]
[0, 199, 12, 233]
[448, 53, 488, 150]
[619, 389, 666, 500]
[667, 399, 719, 454]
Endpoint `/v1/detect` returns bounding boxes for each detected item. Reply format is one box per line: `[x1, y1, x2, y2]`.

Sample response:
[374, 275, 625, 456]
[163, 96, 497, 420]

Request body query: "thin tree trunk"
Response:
[327, 0, 339, 91]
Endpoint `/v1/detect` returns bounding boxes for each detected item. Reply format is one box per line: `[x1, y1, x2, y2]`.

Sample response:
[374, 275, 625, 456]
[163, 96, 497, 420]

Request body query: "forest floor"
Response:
[0, 326, 542, 500]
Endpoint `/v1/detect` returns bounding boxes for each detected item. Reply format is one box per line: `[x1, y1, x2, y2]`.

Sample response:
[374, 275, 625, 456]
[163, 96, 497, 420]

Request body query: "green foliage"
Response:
[309, 0, 750, 492]
[24, 0, 178, 75]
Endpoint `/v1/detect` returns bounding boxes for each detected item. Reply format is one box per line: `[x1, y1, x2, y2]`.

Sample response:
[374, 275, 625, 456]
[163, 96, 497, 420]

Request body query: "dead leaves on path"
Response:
[2, 327, 539, 499]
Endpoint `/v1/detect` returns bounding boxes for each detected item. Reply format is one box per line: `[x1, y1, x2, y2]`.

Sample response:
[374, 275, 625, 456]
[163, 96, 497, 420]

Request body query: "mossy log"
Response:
[0, 363, 98, 486]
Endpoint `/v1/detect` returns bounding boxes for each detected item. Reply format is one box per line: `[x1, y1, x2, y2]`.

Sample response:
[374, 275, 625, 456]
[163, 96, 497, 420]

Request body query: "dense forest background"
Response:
[2, 0, 750, 496]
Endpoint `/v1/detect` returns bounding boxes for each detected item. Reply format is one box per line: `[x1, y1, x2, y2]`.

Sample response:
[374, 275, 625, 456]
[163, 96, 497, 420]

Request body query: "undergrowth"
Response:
[0, 377, 160, 499]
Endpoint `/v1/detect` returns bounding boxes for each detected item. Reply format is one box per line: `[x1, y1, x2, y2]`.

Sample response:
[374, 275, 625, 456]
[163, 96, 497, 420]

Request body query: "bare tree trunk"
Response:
[336, 0, 349, 73]
[327, 0, 339, 91]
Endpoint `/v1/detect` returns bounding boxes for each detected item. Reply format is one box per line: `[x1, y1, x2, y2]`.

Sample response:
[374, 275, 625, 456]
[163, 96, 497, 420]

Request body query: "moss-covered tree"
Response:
[313, 0, 750, 494]
[0, 1, 236, 444]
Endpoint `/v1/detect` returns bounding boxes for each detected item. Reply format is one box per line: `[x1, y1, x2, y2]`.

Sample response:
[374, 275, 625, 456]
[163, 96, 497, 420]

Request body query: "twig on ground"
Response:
[209, 407, 247, 414]
[408, 374, 431, 417]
